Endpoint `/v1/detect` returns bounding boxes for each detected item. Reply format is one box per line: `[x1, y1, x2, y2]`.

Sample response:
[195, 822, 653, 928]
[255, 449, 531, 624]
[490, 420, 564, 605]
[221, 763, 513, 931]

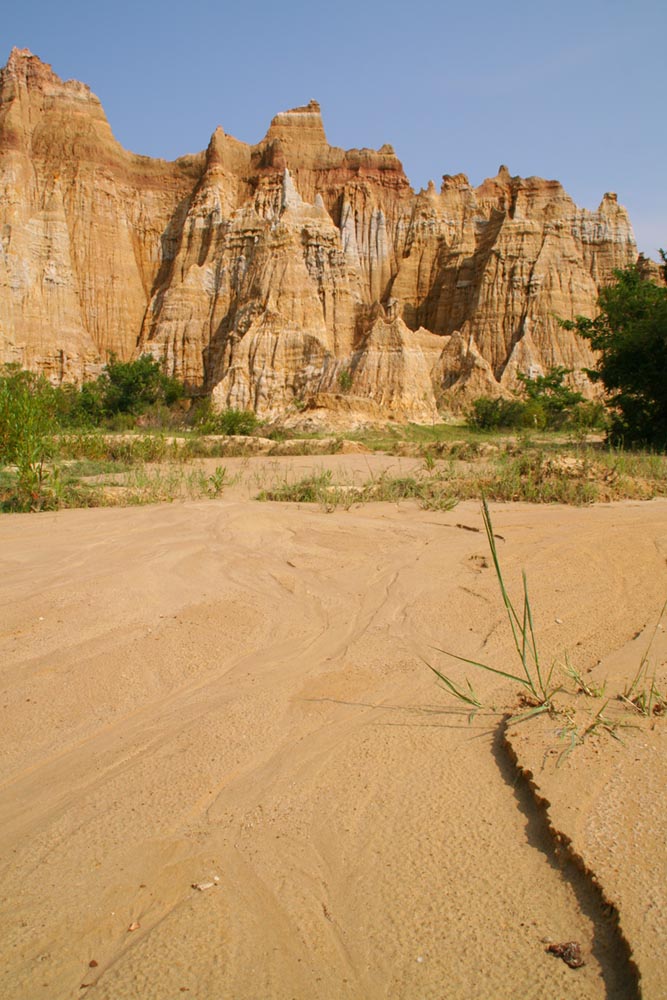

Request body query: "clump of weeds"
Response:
[428, 498, 560, 723]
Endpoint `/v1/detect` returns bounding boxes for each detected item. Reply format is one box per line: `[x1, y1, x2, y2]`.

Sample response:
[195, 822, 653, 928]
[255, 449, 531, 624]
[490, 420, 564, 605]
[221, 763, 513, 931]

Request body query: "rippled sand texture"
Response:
[2, 486, 666, 999]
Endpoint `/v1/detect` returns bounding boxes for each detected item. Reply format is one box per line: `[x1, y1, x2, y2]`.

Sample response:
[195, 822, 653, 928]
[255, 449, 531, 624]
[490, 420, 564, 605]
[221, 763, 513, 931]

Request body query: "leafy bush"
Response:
[567, 400, 607, 432]
[12, 356, 189, 432]
[52, 381, 105, 427]
[469, 367, 603, 433]
[99, 354, 185, 416]
[516, 366, 584, 428]
[0, 366, 58, 509]
[193, 400, 260, 436]
[468, 396, 527, 430]
[520, 400, 548, 430]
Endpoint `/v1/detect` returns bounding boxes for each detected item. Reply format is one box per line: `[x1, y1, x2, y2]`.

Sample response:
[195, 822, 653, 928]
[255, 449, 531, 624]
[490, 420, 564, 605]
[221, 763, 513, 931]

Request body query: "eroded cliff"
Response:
[0, 49, 638, 419]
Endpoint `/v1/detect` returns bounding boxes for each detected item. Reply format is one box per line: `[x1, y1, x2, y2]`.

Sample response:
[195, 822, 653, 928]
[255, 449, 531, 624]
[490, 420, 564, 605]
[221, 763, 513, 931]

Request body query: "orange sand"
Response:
[1, 467, 666, 999]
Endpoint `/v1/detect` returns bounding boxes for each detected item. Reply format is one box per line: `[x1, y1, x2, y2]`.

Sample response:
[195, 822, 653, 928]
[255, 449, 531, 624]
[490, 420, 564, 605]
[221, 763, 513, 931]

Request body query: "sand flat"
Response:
[1, 487, 666, 999]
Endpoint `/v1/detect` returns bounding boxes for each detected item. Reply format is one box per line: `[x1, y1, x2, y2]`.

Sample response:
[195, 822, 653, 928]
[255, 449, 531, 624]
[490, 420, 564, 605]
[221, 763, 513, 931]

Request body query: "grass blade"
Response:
[522, 571, 543, 698]
[481, 499, 536, 689]
[431, 646, 531, 688]
[508, 703, 551, 723]
[425, 661, 482, 708]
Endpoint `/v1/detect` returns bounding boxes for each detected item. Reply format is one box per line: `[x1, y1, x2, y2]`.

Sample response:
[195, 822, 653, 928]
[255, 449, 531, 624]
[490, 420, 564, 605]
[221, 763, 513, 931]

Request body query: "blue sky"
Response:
[3, 0, 665, 257]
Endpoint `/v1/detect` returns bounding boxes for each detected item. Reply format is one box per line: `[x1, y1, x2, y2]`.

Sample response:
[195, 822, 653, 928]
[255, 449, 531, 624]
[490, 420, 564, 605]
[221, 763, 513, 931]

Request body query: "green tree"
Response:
[564, 254, 667, 448]
[51, 380, 105, 427]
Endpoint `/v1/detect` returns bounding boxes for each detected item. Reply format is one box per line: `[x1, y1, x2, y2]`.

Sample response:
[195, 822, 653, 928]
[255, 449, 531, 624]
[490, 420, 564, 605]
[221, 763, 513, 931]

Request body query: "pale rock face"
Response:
[0, 49, 640, 419]
[211, 317, 328, 416]
[324, 317, 439, 423]
[0, 48, 201, 379]
[432, 332, 503, 409]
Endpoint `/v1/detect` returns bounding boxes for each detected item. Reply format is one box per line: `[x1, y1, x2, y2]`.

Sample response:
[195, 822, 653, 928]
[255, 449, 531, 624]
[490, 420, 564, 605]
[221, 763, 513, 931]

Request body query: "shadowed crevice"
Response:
[493, 720, 641, 1000]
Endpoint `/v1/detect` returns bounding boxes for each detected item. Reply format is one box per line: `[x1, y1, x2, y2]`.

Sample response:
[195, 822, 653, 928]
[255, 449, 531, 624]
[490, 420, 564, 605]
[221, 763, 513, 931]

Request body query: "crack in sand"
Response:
[497, 721, 642, 999]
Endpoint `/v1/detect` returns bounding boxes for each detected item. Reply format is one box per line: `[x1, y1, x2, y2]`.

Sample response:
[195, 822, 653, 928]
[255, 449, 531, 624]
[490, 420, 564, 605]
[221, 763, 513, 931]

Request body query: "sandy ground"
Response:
[1, 461, 666, 999]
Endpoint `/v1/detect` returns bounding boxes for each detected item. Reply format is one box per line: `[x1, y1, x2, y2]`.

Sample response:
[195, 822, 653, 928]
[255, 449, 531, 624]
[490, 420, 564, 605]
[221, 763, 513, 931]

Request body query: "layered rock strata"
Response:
[0, 49, 638, 419]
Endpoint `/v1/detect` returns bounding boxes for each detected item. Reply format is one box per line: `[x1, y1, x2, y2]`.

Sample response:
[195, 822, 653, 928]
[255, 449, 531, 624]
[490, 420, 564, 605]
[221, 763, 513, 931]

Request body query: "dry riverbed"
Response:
[1, 474, 666, 998]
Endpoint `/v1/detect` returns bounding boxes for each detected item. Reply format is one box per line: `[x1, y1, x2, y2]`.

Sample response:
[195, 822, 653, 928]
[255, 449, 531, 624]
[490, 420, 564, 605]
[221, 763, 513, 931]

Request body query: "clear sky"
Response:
[3, 0, 665, 258]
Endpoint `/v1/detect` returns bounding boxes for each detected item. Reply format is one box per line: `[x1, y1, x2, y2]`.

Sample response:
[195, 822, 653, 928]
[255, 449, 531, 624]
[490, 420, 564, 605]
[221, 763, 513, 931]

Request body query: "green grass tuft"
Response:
[428, 499, 560, 720]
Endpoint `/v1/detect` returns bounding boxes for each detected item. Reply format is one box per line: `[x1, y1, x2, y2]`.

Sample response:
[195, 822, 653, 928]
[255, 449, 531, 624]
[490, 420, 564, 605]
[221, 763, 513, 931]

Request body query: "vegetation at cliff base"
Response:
[0, 357, 260, 511]
[3, 252, 667, 513]
[191, 399, 259, 436]
[468, 366, 605, 433]
[52, 354, 186, 428]
[468, 256, 667, 449]
[0, 367, 57, 510]
[562, 252, 667, 449]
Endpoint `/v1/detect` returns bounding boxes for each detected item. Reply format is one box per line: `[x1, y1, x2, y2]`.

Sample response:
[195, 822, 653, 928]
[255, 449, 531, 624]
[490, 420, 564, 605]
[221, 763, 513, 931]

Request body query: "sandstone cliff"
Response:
[0, 49, 639, 420]
[0, 48, 201, 381]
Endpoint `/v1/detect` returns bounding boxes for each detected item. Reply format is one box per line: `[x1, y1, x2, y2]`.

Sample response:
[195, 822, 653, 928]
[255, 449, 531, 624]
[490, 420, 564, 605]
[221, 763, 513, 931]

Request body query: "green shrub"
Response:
[469, 368, 601, 433]
[49, 356, 187, 430]
[194, 400, 260, 436]
[516, 366, 584, 428]
[99, 354, 185, 416]
[0, 366, 58, 510]
[14, 356, 190, 433]
[468, 396, 526, 430]
[567, 400, 607, 432]
[520, 399, 547, 429]
[51, 381, 105, 427]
